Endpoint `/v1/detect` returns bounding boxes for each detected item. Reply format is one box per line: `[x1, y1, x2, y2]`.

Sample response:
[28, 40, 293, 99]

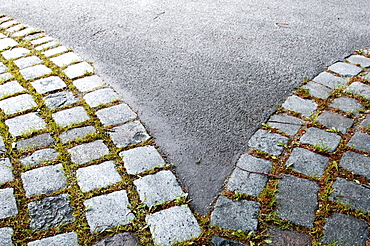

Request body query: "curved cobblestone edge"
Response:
[0, 14, 369, 245]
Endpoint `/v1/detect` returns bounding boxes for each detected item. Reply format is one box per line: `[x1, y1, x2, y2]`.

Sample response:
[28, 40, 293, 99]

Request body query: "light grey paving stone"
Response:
[31, 36, 54, 45]
[348, 132, 370, 152]
[0, 62, 7, 73]
[211, 237, 247, 246]
[5, 112, 46, 137]
[35, 41, 59, 51]
[28, 193, 74, 231]
[119, 146, 165, 175]
[364, 72, 370, 81]
[2, 47, 30, 60]
[83, 88, 121, 108]
[316, 111, 354, 134]
[347, 55, 370, 68]
[0, 94, 37, 115]
[50, 52, 82, 67]
[27, 232, 78, 246]
[0, 20, 18, 29]
[93, 232, 140, 246]
[227, 154, 272, 197]
[322, 213, 368, 246]
[312, 72, 347, 89]
[267, 114, 304, 136]
[211, 196, 260, 232]
[0, 81, 25, 100]
[84, 190, 134, 232]
[0, 16, 12, 24]
[59, 125, 96, 144]
[248, 129, 289, 156]
[328, 62, 362, 77]
[77, 161, 122, 192]
[73, 75, 105, 92]
[134, 170, 186, 207]
[6, 24, 23, 33]
[19, 148, 58, 167]
[330, 177, 370, 212]
[301, 82, 332, 99]
[346, 82, 370, 99]
[110, 121, 150, 148]
[96, 103, 137, 126]
[0, 73, 13, 82]
[0, 136, 6, 153]
[329, 97, 363, 115]
[0, 158, 13, 183]
[31, 76, 66, 94]
[21, 164, 67, 197]
[64, 62, 94, 79]
[16, 133, 54, 151]
[43, 91, 79, 109]
[340, 151, 370, 179]
[68, 140, 109, 165]
[0, 188, 18, 219]
[276, 175, 319, 228]
[42, 46, 68, 57]
[0, 227, 13, 246]
[0, 33, 5, 38]
[23, 33, 44, 41]
[282, 95, 317, 117]
[0, 38, 18, 51]
[14, 56, 41, 69]
[360, 114, 370, 127]
[146, 205, 201, 246]
[300, 127, 341, 153]
[20, 65, 52, 80]
[286, 147, 329, 178]
[12, 27, 39, 38]
[52, 106, 89, 127]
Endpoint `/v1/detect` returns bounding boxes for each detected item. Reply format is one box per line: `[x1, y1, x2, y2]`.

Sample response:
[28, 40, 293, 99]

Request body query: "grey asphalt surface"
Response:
[2, 0, 369, 214]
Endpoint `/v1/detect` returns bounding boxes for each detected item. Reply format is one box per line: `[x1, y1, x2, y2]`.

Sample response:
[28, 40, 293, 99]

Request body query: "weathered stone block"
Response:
[14, 56, 41, 69]
[347, 55, 370, 68]
[64, 62, 94, 79]
[348, 132, 370, 152]
[0, 158, 14, 183]
[68, 140, 109, 165]
[328, 62, 362, 77]
[5, 112, 46, 136]
[59, 125, 96, 144]
[329, 97, 363, 115]
[2, 47, 30, 60]
[0, 81, 24, 100]
[16, 133, 54, 151]
[50, 52, 82, 67]
[312, 72, 347, 89]
[52, 106, 89, 127]
[83, 88, 121, 108]
[317, 111, 354, 134]
[110, 121, 150, 148]
[0, 38, 18, 51]
[19, 148, 58, 167]
[35, 41, 59, 51]
[282, 95, 317, 117]
[31, 76, 66, 94]
[267, 114, 303, 136]
[302, 82, 332, 99]
[20, 65, 52, 80]
[300, 127, 341, 153]
[42, 46, 68, 57]
[93, 233, 140, 246]
[0, 227, 13, 246]
[28, 232, 78, 246]
[73, 75, 105, 92]
[0, 94, 37, 115]
[340, 151, 370, 179]
[0, 188, 18, 219]
[96, 103, 136, 126]
[248, 129, 289, 156]
[346, 82, 370, 99]
[43, 91, 79, 109]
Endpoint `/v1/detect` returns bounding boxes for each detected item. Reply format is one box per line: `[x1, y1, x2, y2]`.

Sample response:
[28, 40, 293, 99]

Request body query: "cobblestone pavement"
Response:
[0, 15, 369, 245]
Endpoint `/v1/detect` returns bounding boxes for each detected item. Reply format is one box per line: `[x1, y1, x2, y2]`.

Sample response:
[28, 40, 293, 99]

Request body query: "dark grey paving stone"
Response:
[68, 140, 109, 165]
[267, 114, 304, 136]
[282, 95, 317, 117]
[276, 175, 319, 228]
[146, 205, 201, 246]
[93, 233, 140, 246]
[328, 62, 362, 77]
[300, 127, 341, 153]
[52, 106, 90, 127]
[226, 154, 272, 197]
[96, 103, 137, 126]
[286, 147, 329, 178]
[360, 114, 370, 127]
[43, 91, 79, 110]
[28, 193, 74, 231]
[340, 151, 370, 179]
[31, 76, 66, 94]
[83, 88, 121, 108]
[210, 196, 260, 232]
[16, 133, 54, 151]
[19, 148, 58, 167]
[211, 237, 247, 246]
[0, 158, 14, 183]
[109, 121, 150, 148]
[347, 55, 370, 68]
[28, 232, 78, 246]
[0, 188, 18, 219]
[266, 226, 312, 246]
[0, 227, 13, 246]
[301, 81, 332, 99]
[348, 132, 370, 152]
[59, 125, 96, 144]
[322, 213, 368, 246]
[248, 129, 289, 156]
[329, 97, 363, 116]
[312, 72, 347, 89]
[330, 177, 370, 212]
[5, 112, 46, 137]
[346, 82, 370, 99]
[317, 111, 354, 134]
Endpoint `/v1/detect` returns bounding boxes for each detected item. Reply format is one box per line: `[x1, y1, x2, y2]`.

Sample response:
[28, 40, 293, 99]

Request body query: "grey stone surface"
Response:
[21, 164, 67, 197]
[316, 111, 354, 134]
[0, 94, 37, 115]
[146, 205, 201, 246]
[77, 161, 122, 192]
[14, 56, 41, 69]
[50, 52, 82, 67]
[211, 237, 247, 246]
[266, 113, 304, 136]
[43, 90, 79, 109]
[93, 233, 140, 246]
[0, 38, 18, 51]
[16, 133, 54, 151]
[110, 121, 150, 148]
[28, 193, 74, 231]
[59, 125, 96, 144]
[0, 62, 7, 73]
[0, 136, 6, 153]
[364, 72, 370, 81]
[119, 145, 165, 175]
[276, 175, 319, 228]
[267, 226, 312, 246]
[226, 154, 272, 196]
[346, 82, 370, 99]
[2, 47, 30, 60]
[68, 140, 109, 165]
[286, 147, 329, 178]
[211, 196, 260, 232]
[0, 158, 14, 183]
[31, 76, 67, 94]
[12, 27, 38, 38]
[134, 170, 186, 207]
[42, 46, 68, 57]
[73, 75, 105, 92]
[348, 132, 370, 152]
[83, 88, 121, 108]
[0, 20, 18, 29]
[347, 54, 370, 68]
[64, 62, 94, 79]
[23, 33, 44, 41]
[52, 106, 89, 127]
[5, 112, 46, 136]
[30, 36, 54, 45]
[19, 148, 58, 167]
[96, 103, 137, 126]
[0, 188, 18, 219]
[360, 114, 370, 127]
[0, 227, 13, 246]
[329, 97, 363, 115]
[301, 81, 332, 99]
[328, 62, 362, 77]
[330, 177, 370, 212]
[247, 129, 289, 156]
[84, 190, 134, 232]
[282, 95, 317, 117]
[322, 213, 368, 246]
[5, 24, 23, 33]
[20, 65, 52, 80]
[312, 72, 347, 89]
[0, 73, 13, 82]
[35, 41, 59, 51]
[27, 232, 78, 246]
[340, 151, 370, 179]
[300, 127, 341, 153]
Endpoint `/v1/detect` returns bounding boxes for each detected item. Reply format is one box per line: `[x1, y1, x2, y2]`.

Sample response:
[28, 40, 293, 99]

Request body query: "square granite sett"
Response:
[23, 33, 44, 41]
[0, 73, 14, 82]
[0, 94, 37, 115]
[110, 121, 150, 148]
[31, 76, 67, 94]
[5, 112, 46, 137]
[0, 62, 7, 73]
[14, 56, 42, 69]
[361, 114, 370, 127]
[0, 158, 14, 183]
[12, 27, 39, 38]
[64, 62, 94, 79]
[35, 41, 59, 51]
[329, 97, 363, 115]
[316, 111, 354, 134]
[0, 81, 25, 100]
[68, 140, 109, 165]
[43, 91, 79, 109]
[20, 65, 52, 80]
[6, 24, 24, 34]
[59, 125, 96, 144]
[266, 113, 304, 136]
[328, 62, 362, 77]
[50, 52, 82, 67]
[0, 188, 18, 219]
[20, 148, 58, 167]
[73, 75, 105, 92]
[340, 151, 370, 179]
[42, 46, 68, 57]
[312, 72, 347, 89]
[0, 38, 18, 51]
[16, 133, 54, 151]
[346, 82, 370, 99]
[302, 81, 332, 99]
[28, 232, 78, 246]
[96, 103, 137, 126]
[83, 88, 121, 108]
[282, 95, 317, 117]
[31, 36, 54, 45]
[52, 106, 89, 127]
[248, 129, 289, 156]
[300, 127, 341, 153]
[0, 136, 6, 153]
[0, 227, 13, 246]
[348, 132, 370, 152]
[0, 20, 18, 29]
[347, 55, 370, 68]
[2, 47, 30, 60]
